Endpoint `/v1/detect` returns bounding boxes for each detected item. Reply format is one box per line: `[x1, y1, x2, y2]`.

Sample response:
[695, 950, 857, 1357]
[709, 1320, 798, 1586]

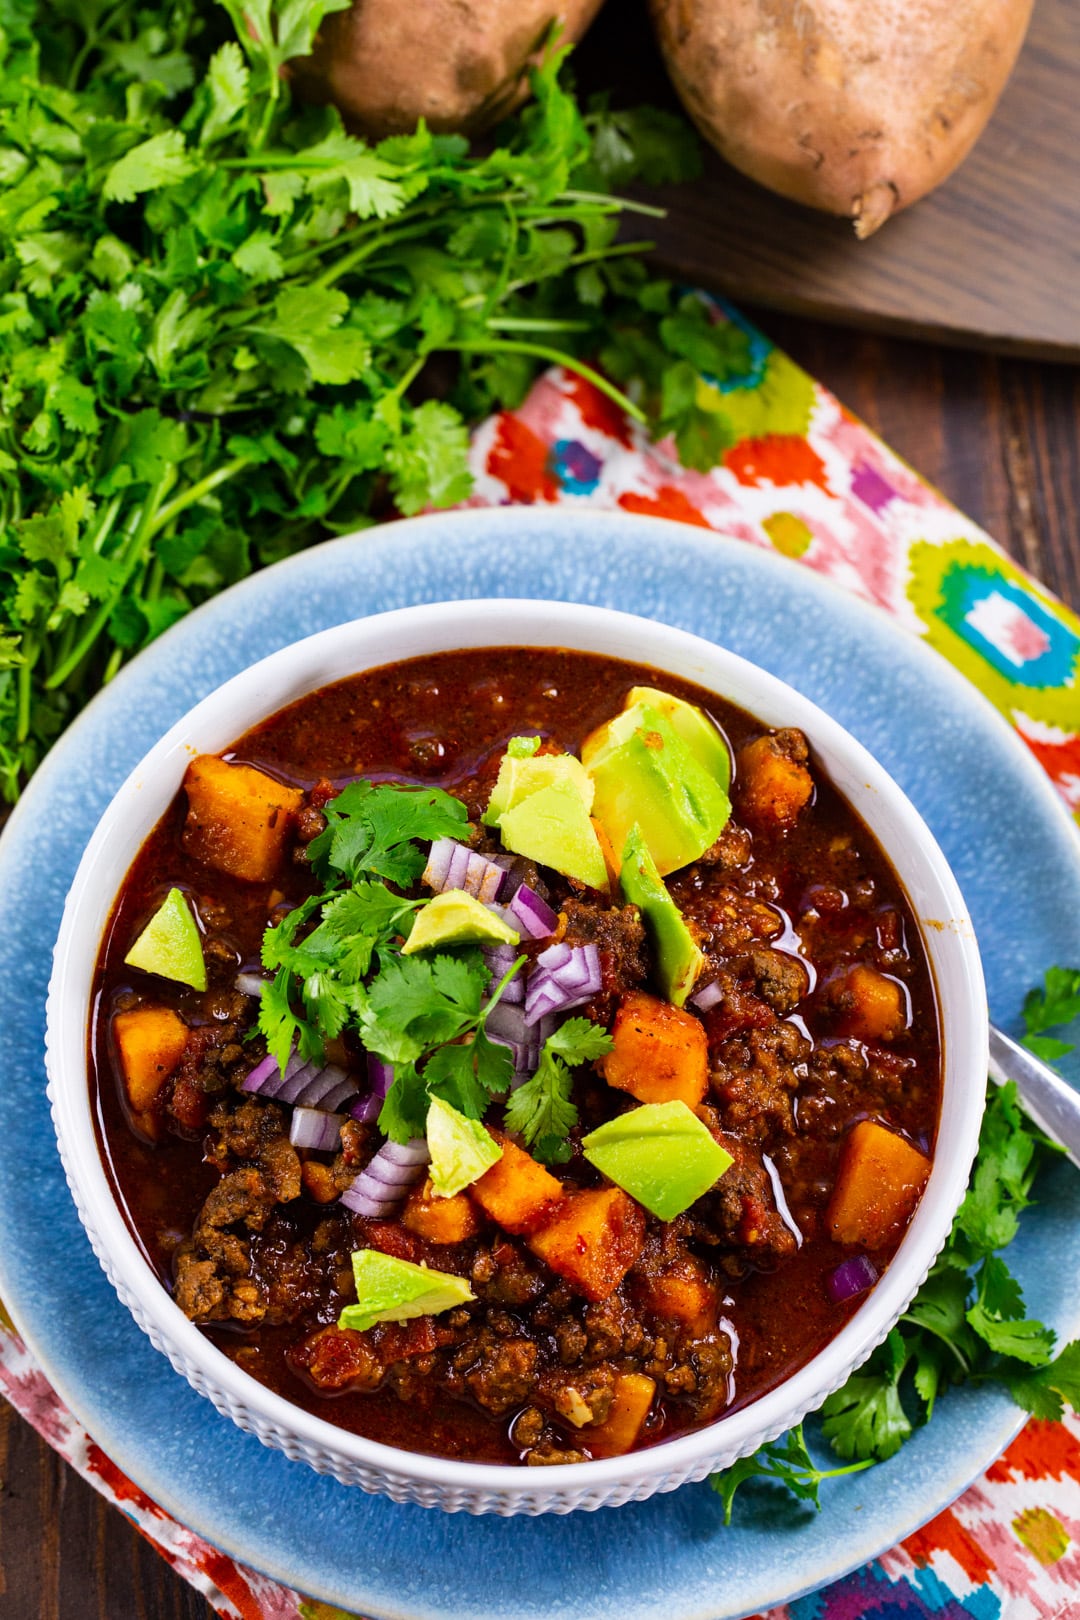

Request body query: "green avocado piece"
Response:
[124, 886, 207, 991]
[426, 1096, 502, 1198]
[582, 1101, 733, 1222]
[497, 779, 607, 889]
[339, 1248, 476, 1332]
[484, 744, 594, 827]
[583, 702, 731, 877]
[620, 825, 705, 1007]
[401, 890, 519, 955]
[626, 686, 731, 789]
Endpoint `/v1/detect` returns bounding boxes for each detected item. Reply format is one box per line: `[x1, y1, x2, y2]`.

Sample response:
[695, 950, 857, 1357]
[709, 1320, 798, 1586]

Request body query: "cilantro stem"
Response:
[46, 478, 170, 691]
[483, 955, 529, 1017]
[486, 317, 591, 333]
[148, 458, 251, 538]
[442, 341, 646, 424]
[15, 638, 36, 744]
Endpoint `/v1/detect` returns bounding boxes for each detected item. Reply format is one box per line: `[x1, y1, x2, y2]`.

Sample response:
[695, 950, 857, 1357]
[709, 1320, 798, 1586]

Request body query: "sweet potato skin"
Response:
[292, 0, 606, 139]
[649, 0, 1034, 234]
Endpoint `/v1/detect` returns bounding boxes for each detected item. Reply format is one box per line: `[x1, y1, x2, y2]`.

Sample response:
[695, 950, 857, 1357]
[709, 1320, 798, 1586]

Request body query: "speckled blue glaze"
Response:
[2, 508, 1078, 1620]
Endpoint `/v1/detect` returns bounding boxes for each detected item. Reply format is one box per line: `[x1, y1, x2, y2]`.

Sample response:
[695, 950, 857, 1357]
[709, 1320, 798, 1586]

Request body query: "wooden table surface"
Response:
[1, 314, 1078, 1619]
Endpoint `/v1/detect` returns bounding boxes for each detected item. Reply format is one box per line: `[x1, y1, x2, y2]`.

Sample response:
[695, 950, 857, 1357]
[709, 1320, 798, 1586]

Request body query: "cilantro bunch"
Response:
[712, 968, 1080, 1521]
[258, 778, 609, 1155]
[0, 0, 751, 802]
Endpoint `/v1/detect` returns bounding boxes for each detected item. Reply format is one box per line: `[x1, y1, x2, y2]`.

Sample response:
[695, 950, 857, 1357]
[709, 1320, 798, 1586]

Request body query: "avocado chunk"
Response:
[582, 1100, 733, 1221]
[626, 686, 731, 789]
[583, 702, 731, 877]
[124, 887, 207, 991]
[402, 890, 519, 954]
[497, 779, 607, 889]
[426, 1096, 502, 1198]
[620, 825, 705, 1007]
[484, 742, 594, 827]
[339, 1249, 475, 1332]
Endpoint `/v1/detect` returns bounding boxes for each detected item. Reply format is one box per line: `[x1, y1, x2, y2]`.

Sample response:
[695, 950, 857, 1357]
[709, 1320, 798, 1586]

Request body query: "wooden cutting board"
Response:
[576, 0, 1079, 361]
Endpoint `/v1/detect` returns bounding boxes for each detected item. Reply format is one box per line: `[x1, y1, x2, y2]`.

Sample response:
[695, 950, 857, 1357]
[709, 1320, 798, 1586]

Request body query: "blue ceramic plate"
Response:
[2, 509, 1078, 1620]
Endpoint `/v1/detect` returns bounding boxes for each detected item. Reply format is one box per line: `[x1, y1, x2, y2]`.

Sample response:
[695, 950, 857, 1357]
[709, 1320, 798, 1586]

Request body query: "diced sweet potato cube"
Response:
[528, 1187, 645, 1302]
[735, 732, 813, 831]
[403, 1180, 483, 1243]
[182, 755, 304, 882]
[827, 1119, 931, 1249]
[637, 1261, 718, 1335]
[835, 964, 908, 1042]
[472, 1136, 565, 1236]
[600, 990, 708, 1108]
[584, 1373, 656, 1458]
[113, 1006, 188, 1115]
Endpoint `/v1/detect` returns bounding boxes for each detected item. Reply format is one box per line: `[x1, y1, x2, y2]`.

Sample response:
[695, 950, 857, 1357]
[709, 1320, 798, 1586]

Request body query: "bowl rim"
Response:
[47, 597, 988, 1500]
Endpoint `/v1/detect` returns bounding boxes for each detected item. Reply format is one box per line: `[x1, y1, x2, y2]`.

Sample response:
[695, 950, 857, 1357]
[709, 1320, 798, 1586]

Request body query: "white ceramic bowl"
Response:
[46, 599, 987, 1515]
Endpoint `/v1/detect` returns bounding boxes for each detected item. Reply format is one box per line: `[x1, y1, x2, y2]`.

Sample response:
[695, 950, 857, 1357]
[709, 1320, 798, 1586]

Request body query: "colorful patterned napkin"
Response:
[3, 303, 1079, 1619]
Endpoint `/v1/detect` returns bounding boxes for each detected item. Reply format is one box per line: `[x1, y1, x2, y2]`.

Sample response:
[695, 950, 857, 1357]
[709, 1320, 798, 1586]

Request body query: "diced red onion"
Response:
[525, 944, 601, 1024]
[368, 1055, 394, 1097]
[486, 1001, 528, 1044]
[289, 1108, 345, 1152]
[241, 1045, 307, 1096]
[350, 1093, 383, 1124]
[424, 839, 507, 903]
[827, 1255, 879, 1303]
[509, 885, 558, 940]
[234, 970, 266, 998]
[382, 1138, 431, 1168]
[340, 1185, 394, 1218]
[318, 1075, 361, 1112]
[491, 854, 524, 899]
[690, 980, 723, 1012]
[364, 1155, 418, 1188]
[484, 944, 525, 1003]
[423, 837, 457, 892]
[342, 1137, 429, 1214]
[241, 1047, 357, 1112]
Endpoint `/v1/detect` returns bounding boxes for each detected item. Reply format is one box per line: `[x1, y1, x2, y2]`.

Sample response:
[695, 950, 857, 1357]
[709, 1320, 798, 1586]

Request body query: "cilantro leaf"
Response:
[377, 1062, 430, 1145]
[503, 1018, 611, 1161]
[709, 1423, 874, 1525]
[1006, 1340, 1080, 1422]
[966, 1257, 1056, 1366]
[308, 780, 468, 886]
[820, 1331, 913, 1462]
[545, 1016, 614, 1065]
[103, 131, 198, 202]
[359, 951, 489, 1065]
[423, 1029, 512, 1120]
[1023, 965, 1080, 1059]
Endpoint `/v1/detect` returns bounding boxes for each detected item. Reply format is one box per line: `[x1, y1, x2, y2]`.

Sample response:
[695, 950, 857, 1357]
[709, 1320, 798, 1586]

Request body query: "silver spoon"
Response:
[989, 1024, 1080, 1172]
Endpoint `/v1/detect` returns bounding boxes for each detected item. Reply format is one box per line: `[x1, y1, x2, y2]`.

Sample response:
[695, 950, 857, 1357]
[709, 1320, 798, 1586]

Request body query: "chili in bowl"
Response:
[46, 599, 986, 1514]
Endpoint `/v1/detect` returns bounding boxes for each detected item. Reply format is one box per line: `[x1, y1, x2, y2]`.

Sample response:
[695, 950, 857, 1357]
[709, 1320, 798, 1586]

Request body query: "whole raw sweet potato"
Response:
[293, 0, 606, 138]
[649, 0, 1034, 235]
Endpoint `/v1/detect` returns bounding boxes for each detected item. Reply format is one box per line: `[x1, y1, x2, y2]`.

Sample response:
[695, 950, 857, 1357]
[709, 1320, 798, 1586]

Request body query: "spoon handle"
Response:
[989, 1024, 1080, 1172]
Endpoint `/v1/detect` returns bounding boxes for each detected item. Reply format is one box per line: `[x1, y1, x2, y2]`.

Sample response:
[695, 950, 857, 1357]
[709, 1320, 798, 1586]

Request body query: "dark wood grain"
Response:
[576, 0, 1080, 360]
[1, 319, 1078, 1619]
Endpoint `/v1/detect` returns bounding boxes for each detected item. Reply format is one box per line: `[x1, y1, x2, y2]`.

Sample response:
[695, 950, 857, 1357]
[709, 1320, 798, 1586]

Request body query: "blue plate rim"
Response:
[1, 505, 1077, 1619]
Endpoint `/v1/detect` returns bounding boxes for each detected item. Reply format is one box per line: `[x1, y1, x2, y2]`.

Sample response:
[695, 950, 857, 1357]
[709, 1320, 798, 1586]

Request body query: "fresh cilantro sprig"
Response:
[713, 967, 1080, 1520]
[504, 1016, 614, 1163]
[307, 780, 467, 886]
[710, 1423, 873, 1525]
[257, 776, 523, 1130]
[0, 0, 744, 806]
[1022, 966, 1080, 1062]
